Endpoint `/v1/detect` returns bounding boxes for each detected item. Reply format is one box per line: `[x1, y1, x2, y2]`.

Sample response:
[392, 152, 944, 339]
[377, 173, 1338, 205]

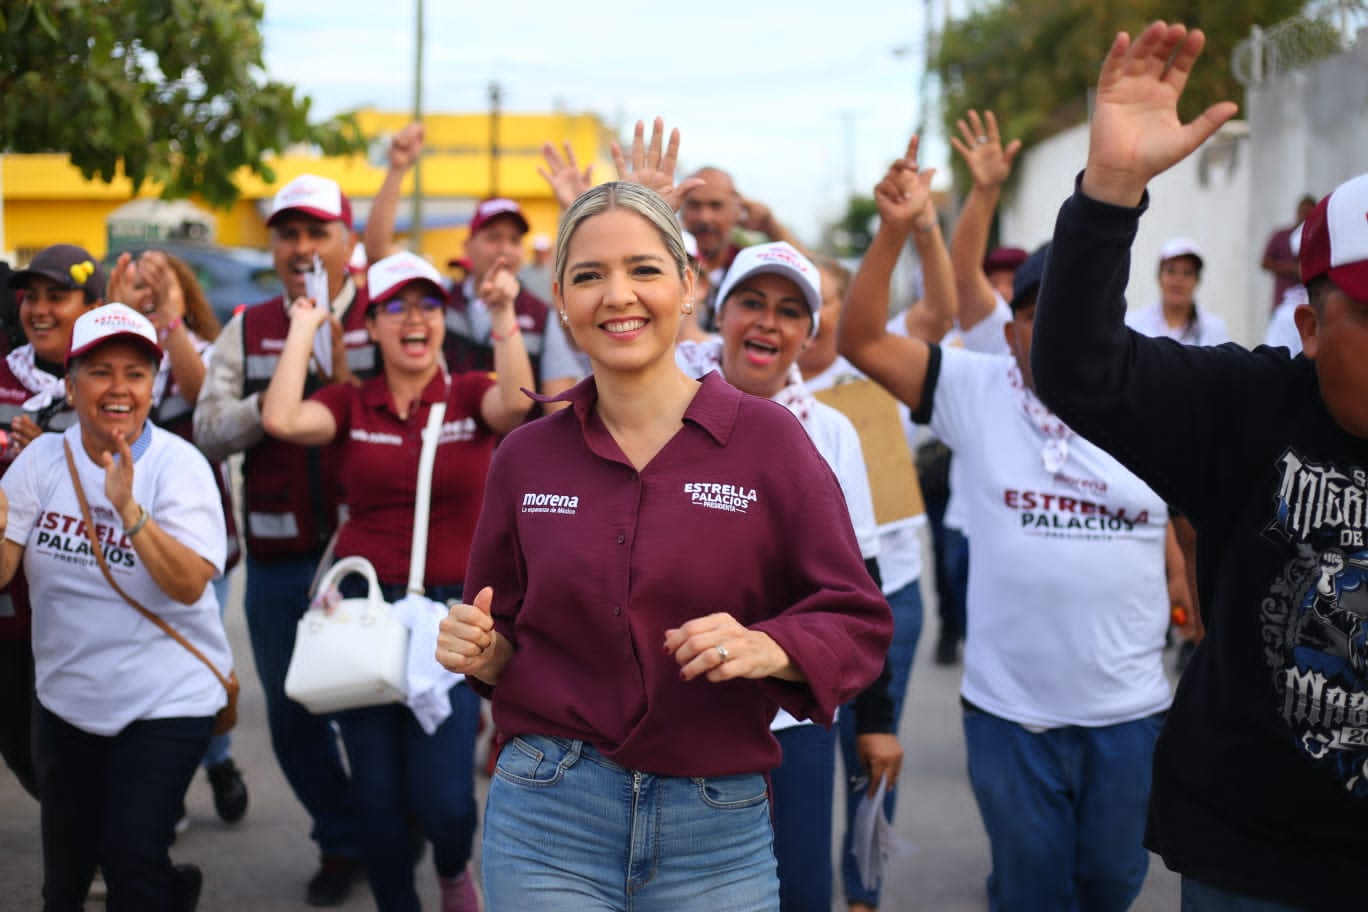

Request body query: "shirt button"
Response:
[613, 606, 622, 616]
[616, 534, 625, 544]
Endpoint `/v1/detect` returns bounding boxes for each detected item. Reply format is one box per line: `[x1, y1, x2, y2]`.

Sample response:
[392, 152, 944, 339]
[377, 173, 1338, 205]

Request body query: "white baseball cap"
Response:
[715, 242, 823, 337]
[1300, 172, 1368, 301]
[1158, 237, 1204, 269]
[267, 175, 353, 229]
[367, 252, 446, 305]
[67, 303, 162, 367]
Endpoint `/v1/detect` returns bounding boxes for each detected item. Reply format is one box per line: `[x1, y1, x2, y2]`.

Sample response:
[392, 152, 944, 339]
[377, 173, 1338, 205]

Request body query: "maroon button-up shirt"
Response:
[465, 371, 891, 777]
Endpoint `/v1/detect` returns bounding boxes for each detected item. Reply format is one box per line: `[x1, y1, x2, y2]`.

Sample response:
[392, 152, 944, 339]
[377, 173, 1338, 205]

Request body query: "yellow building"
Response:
[1, 108, 617, 267]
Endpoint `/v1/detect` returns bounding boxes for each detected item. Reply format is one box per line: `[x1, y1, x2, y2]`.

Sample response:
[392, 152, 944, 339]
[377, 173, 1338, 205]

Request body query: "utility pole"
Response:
[488, 82, 503, 197]
[409, 0, 425, 253]
[838, 111, 858, 199]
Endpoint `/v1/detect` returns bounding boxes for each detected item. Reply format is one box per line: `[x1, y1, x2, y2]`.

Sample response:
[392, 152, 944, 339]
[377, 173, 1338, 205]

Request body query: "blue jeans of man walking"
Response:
[483, 734, 780, 911]
[963, 706, 1163, 912]
[243, 554, 359, 858]
[837, 576, 924, 906]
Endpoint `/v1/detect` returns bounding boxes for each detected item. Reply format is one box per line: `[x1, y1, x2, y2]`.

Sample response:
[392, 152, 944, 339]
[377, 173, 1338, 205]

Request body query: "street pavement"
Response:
[0, 556, 1181, 910]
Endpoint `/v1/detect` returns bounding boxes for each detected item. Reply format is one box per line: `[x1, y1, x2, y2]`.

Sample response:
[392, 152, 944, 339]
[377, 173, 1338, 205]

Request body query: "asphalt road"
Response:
[0, 554, 1181, 910]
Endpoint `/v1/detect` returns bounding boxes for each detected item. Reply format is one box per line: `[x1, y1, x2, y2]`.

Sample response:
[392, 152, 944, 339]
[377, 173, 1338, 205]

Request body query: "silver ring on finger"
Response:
[976, 135, 989, 144]
[716, 644, 729, 662]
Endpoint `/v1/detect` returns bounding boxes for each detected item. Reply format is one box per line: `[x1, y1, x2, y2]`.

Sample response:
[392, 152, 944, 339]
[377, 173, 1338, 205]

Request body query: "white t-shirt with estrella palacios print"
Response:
[925, 347, 1172, 729]
[2, 423, 229, 736]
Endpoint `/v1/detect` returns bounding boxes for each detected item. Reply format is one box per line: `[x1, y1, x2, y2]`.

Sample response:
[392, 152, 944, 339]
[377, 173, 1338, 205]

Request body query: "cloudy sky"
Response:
[261, 0, 960, 243]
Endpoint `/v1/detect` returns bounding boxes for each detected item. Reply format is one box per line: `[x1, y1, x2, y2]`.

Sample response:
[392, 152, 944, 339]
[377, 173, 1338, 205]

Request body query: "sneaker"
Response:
[207, 758, 249, 823]
[174, 863, 203, 911]
[437, 866, 482, 912]
[306, 855, 363, 907]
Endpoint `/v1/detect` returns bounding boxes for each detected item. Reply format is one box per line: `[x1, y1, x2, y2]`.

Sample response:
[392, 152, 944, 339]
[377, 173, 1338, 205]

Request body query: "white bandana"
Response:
[5, 345, 65, 411]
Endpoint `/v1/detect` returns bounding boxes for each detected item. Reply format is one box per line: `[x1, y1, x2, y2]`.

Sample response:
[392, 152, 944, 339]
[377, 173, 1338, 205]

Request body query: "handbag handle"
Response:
[406, 379, 447, 595]
[311, 554, 383, 610]
[62, 439, 234, 694]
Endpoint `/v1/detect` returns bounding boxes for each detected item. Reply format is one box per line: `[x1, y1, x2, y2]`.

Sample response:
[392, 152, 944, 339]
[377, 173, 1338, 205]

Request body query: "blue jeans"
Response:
[963, 707, 1163, 912]
[34, 705, 211, 912]
[334, 579, 479, 912]
[243, 554, 358, 857]
[201, 572, 234, 770]
[1181, 879, 1311, 911]
[483, 734, 780, 911]
[837, 576, 924, 906]
[771, 724, 836, 912]
[924, 487, 967, 638]
[337, 685, 480, 912]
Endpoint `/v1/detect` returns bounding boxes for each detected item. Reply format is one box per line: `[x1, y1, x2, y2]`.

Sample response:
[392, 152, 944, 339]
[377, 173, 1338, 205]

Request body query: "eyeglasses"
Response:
[377, 297, 445, 317]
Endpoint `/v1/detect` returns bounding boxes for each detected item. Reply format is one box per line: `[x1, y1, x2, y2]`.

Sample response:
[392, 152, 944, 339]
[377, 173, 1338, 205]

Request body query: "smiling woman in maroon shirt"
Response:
[437, 174, 891, 911]
[261, 251, 533, 912]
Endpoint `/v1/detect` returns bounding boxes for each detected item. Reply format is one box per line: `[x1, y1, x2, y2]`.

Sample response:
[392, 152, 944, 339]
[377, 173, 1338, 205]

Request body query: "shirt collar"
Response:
[534, 370, 739, 447]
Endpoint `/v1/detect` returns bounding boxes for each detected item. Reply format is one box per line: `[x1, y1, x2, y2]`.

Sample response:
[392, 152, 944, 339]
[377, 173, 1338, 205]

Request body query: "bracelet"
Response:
[158, 317, 183, 341]
[125, 505, 150, 538]
[915, 220, 937, 234]
[490, 325, 521, 343]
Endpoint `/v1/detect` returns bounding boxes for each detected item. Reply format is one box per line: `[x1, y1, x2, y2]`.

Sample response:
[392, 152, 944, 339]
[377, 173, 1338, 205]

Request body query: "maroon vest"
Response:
[239, 292, 376, 561]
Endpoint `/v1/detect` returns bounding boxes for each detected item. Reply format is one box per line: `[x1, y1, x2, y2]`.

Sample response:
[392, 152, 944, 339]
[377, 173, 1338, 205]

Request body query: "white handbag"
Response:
[283, 389, 448, 714]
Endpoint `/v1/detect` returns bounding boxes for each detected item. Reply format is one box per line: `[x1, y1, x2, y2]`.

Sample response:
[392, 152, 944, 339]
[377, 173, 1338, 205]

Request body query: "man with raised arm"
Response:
[839, 136, 1172, 911]
[1030, 21, 1368, 908]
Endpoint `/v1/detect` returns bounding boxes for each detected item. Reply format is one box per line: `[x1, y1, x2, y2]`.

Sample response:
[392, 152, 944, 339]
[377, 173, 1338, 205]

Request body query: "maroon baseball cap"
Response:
[983, 246, 1028, 274]
[468, 198, 530, 236]
[1300, 173, 1368, 301]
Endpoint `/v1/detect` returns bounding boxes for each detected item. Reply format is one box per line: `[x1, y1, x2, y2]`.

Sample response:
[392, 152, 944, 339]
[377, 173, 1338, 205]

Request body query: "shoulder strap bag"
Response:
[63, 439, 240, 735]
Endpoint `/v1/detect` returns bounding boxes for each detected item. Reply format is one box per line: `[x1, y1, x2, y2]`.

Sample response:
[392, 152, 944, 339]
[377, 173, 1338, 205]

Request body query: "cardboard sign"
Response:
[814, 379, 924, 524]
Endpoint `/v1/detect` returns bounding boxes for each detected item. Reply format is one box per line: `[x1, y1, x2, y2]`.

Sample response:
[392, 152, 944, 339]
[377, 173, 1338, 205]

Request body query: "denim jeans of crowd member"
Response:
[923, 485, 968, 650]
[483, 734, 780, 912]
[34, 706, 211, 912]
[201, 574, 235, 770]
[333, 580, 481, 912]
[837, 577, 924, 906]
[963, 707, 1164, 912]
[243, 555, 359, 858]
[771, 723, 837, 912]
[1181, 878, 1313, 912]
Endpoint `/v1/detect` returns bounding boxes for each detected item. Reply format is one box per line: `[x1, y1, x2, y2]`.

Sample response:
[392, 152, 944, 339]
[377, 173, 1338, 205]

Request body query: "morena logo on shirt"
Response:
[521, 492, 579, 516]
[683, 482, 758, 514]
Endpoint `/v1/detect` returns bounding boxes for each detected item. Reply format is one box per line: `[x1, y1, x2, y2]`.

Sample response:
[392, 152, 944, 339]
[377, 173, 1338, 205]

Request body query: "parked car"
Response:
[103, 243, 279, 328]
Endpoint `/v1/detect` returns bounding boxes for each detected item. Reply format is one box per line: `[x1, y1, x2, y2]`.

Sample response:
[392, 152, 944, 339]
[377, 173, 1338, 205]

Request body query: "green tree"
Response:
[0, 0, 364, 208]
[828, 195, 881, 257]
[933, 0, 1315, 191]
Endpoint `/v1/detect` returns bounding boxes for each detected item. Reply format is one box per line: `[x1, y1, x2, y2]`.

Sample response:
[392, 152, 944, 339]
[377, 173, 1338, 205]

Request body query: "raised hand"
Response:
[873, 135, 937, 234]
[99, 429, 137, 518]
[664, 612, 797, 684]
[479, 256, 519, 313]
[611, 117, 704, 210]
[436, 586, 505, 681]
[388, 122, 425, 173]
[538, 141, 594, 210]
[287, 295, 332, 332]
[105, 252, 140, 309]
[949, 109, 1021, 190]
[137, 251, 186, 333]
[1082, 22, 1238, 206]
[738, 196, 776, 235]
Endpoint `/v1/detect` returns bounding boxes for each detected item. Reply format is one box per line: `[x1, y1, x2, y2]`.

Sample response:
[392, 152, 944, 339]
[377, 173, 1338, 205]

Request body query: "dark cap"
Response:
[983, 246, 1028, 274]
[7, 244, 106, 300]
[1009, 244, 1049, 313]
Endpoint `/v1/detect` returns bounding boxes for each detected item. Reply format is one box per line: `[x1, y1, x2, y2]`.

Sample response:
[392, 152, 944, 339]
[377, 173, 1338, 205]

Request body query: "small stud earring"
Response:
[682, 300, 694, 316]
[559, 311, 569, 325]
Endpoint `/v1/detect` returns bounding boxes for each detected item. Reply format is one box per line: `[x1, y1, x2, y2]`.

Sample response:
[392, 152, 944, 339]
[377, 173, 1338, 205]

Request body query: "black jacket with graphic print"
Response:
[1031, 183, 1368, 910]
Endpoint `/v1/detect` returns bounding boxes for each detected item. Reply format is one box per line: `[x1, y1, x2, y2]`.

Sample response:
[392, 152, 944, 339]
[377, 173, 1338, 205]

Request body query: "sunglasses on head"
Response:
[377, 296, 444, 316]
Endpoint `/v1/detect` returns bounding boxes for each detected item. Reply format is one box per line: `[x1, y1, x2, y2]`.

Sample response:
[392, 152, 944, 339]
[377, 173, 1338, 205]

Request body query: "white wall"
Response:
[997, 122, 1257, 344]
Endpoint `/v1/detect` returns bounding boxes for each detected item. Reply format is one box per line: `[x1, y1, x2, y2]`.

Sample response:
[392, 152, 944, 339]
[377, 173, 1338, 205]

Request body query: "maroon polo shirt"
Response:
[313, 370, 495, 587]
[465, 371, 891, 777]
